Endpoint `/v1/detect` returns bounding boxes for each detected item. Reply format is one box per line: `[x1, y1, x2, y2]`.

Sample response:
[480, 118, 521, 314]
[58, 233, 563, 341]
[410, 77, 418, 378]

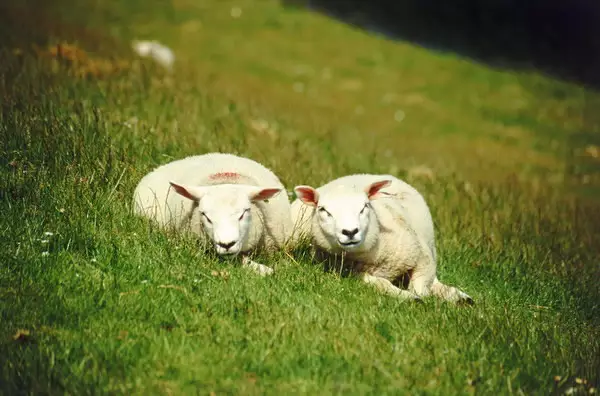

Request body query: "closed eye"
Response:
[359, 203, 370, 214]
[200, 212, 212, 224]
[318, 207, 332, 217]
[239, 208, 250, 220]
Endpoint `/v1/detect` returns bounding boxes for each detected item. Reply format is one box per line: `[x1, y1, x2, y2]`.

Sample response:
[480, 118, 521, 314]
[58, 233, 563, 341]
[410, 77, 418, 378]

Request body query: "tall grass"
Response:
[1, 1, 598, 394]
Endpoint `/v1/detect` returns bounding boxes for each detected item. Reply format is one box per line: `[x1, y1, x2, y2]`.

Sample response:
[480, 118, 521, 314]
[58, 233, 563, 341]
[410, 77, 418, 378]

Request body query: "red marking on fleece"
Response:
[209, 172, 241, 181]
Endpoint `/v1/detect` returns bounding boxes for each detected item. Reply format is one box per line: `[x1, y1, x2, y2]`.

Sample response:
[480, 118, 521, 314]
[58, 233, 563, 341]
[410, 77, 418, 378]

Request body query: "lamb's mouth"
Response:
[339, 240, 360, 247]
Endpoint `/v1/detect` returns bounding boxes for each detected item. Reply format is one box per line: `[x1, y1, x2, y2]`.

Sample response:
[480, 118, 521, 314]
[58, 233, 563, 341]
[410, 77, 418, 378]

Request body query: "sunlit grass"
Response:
[1, 0, 598, 394]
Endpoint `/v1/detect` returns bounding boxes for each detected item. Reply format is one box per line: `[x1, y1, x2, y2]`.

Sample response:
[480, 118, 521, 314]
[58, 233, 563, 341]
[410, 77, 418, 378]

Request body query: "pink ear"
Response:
[251, 188, 282, 202]
[366, 180, 392, 199]
[294, 185, 319, 206]
[169, 181, 198, 201]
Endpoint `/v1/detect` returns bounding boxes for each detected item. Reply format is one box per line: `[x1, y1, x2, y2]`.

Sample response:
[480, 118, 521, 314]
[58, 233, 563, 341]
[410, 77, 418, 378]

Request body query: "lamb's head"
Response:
[294, 180, 391, 252]
[169, 181, 282, 255]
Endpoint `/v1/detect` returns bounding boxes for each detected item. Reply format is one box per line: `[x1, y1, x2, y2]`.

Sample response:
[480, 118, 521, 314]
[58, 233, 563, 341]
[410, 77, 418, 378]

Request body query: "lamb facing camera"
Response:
[291, 174, 473, 304]
[133, 153, 293, 276]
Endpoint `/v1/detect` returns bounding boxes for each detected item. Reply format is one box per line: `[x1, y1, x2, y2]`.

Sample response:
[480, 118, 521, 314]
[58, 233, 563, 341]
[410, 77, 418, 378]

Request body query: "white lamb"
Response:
[291, 174, 473, 304]
[133, 153, 293, 275]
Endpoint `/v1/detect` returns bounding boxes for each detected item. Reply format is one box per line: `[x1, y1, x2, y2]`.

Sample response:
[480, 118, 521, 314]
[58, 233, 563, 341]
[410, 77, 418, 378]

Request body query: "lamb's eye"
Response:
[200, 212, 212, 224]
[239, 208, 250, 220]
[318, 207, 332, 217]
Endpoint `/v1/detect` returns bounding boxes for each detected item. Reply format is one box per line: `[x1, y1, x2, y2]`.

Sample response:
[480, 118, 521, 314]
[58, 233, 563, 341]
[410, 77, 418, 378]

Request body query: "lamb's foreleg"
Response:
[362, 273, 420, 302]
[430, 277, 473, 304]
[408, 260, 436, 298]
[241, 255, 274, 276]
[403, 234, 437, 298]
[407, 248, 473, 304]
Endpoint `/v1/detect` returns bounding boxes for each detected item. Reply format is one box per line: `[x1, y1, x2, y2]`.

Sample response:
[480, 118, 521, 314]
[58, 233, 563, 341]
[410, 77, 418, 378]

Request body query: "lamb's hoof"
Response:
[412, 296, 425, 305]
[457, 296, 475, 306]
[241, 256, 274, 277]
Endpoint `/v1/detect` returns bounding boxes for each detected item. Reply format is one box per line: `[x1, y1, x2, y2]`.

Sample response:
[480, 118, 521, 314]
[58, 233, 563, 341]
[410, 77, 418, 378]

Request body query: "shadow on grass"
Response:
[283, 0, 600, 91]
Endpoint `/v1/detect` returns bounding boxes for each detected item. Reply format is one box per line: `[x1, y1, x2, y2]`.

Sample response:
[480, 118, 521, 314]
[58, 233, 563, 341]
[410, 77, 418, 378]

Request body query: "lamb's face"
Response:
[294, 179, 392, 253]
[169, 182, 282, 256]
[198, 188, 252, 256]
[316, 192, 373, 251]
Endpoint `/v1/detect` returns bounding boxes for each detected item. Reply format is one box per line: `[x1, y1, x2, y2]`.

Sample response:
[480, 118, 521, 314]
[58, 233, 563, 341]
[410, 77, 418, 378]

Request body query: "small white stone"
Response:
[131, 40, 175, 70]
[132, 40, 153, 56]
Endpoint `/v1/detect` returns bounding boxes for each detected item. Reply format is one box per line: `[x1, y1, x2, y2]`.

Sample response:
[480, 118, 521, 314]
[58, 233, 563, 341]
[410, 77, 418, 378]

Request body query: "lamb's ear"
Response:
[366, 179, 392, 200]
[249, 187, 282, 202]
[169, 181, 206, 201]
[294, 185, 319, 206]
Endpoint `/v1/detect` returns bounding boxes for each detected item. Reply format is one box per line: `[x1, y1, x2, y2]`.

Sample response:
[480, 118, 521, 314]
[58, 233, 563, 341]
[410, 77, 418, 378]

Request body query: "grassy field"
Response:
[1, 0, 599, 394]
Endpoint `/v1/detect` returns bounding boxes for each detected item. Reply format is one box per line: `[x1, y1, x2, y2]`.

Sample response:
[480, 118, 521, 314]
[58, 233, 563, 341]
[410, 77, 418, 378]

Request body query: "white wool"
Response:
[292, 174, 472, 303]
[134, 153, 293, 274]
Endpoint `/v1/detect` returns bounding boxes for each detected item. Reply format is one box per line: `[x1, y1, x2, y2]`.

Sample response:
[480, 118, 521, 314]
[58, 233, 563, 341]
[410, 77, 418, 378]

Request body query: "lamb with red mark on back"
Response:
[133, 153, 293, 275]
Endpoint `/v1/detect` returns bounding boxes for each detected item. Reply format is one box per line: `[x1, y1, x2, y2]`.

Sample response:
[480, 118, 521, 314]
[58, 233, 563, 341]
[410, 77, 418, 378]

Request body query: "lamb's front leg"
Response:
[406, 245, 473, 304]
[362, 273, 420, 302]
[410, 262, 474, 305]
[408, 262, 436, 298]
[241, 255, 274, 276]
[430, 278, 474, 305]
[405, 235, 438, 299]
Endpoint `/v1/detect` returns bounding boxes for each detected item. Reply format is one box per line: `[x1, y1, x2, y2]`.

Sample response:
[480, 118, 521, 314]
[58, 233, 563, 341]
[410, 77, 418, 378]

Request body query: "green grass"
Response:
[1, 0, 599, 394]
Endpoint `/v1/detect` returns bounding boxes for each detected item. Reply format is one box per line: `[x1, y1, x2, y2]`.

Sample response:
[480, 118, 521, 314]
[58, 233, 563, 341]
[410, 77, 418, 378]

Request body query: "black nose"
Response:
[217, 241, 236, 249]
[341, 228, 359, 237]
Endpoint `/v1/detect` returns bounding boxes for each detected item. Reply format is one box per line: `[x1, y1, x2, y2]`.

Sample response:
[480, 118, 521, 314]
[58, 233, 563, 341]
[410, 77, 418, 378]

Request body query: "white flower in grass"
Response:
[91, 258, 97, 263]
[124, 117, 138, 129]
[141, 280, 149, 284]
[41, 240, 49, 244]
[41, 251, 50, 257]
[44, 231, 54, 236]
